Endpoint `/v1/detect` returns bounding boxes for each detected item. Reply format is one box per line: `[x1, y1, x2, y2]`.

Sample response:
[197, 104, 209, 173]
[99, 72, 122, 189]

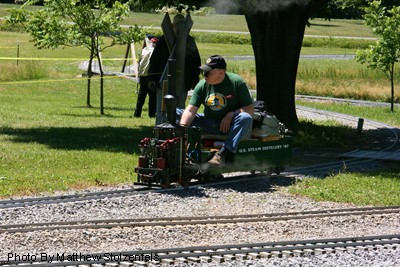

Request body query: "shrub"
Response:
[0, 61, 48, 81]
[302, 37, 374, 49]
[0, 19, 25, 32]
[155, 6, 215, 16]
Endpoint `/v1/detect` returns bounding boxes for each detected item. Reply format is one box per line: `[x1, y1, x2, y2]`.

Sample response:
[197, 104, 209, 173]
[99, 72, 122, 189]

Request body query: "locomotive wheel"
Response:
[160, 175, 171, 189]
[263, 169, 273, 176]
[179, 176, 191, 187]
[275, 166, 284, 175]
[208, 174, 224, 182]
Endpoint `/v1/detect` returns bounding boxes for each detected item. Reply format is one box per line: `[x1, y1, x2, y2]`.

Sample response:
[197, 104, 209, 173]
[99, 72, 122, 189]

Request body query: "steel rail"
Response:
[297, 106, 400, 164]
[0, 186, 158, 210]
[0, 174, 265, 210]
[1, 234, 399, 266]
[1, 206, 399, 233]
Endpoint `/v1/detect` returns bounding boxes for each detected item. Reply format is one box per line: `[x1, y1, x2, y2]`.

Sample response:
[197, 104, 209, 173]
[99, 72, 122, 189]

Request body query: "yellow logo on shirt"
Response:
[206, 93, 227, 111]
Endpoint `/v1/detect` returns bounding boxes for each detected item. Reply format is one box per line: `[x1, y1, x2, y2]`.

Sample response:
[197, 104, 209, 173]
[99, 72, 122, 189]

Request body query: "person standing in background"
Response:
[134, 35, 158, 118]
[147, 14, 201, 109]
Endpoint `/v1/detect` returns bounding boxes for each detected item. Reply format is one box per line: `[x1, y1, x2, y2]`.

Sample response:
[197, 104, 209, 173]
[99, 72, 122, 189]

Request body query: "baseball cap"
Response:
[199, 55, 227, 72]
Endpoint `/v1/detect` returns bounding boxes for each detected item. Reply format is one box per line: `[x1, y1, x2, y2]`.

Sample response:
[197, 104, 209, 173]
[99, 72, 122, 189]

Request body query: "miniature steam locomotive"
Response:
[134, 97, 292, 188]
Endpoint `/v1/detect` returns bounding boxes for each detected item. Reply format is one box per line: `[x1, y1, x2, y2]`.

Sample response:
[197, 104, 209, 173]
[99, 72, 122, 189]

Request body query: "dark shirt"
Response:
[147, 35, 201, 91]
[190, 72, 253, 120]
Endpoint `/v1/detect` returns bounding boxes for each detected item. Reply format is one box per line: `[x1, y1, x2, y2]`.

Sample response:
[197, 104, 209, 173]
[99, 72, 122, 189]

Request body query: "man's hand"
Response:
[220, 111, 234, 134]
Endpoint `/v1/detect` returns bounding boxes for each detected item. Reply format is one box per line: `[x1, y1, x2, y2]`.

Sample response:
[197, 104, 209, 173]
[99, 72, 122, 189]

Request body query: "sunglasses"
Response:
[202, 69, 218, 77]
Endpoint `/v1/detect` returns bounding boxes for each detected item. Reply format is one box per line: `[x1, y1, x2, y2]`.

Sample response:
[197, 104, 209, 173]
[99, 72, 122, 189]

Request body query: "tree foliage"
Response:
[356, 0, 400, 111]
[7, 0, 143, 49]
[6, 0, 145, 114]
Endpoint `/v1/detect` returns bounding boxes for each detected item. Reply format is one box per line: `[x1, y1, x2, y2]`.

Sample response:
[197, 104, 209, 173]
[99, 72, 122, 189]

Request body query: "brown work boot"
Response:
[208, 152, 225, 167]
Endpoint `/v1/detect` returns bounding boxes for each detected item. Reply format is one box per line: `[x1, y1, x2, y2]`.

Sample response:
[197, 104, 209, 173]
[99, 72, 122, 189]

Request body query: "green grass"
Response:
[0, 6, 399, 206]
[0, 77, 154, 196]
[296, 101, 400, 127]
[286, 168, 400, 206]
[290, 101, 400, 206]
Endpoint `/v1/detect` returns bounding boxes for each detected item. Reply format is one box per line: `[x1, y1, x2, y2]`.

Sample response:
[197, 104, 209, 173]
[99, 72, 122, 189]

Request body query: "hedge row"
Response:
[192, 31, 375, 49]
[0, 20, 374, 49]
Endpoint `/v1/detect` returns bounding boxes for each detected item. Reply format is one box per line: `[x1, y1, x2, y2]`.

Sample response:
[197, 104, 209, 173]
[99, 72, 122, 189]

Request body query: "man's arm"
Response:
[220, 104, 254, 133]
[179, 104, 199, 127]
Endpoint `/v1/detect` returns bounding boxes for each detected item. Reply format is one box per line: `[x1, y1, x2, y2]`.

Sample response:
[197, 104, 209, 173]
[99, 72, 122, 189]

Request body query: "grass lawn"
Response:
[0, 77, 155, 196]
[286, 168, 400, 206]
[0, 6, 399, 206]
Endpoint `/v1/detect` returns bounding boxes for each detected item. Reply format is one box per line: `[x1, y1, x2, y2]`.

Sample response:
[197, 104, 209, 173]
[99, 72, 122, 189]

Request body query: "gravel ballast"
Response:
[1, 179, 399, 266]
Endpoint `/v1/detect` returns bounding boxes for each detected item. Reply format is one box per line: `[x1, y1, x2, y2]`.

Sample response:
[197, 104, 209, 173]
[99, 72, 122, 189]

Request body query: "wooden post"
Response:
[156, 13, 193, 124]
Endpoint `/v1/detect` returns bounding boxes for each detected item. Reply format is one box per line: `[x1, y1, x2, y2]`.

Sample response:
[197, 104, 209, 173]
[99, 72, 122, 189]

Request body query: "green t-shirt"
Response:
[189, 72, 253, 120]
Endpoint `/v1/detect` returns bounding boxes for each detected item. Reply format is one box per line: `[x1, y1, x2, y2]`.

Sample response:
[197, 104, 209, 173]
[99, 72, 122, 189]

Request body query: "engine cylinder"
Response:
[156, 158, 166, 169]
[138, 156, 149, 168]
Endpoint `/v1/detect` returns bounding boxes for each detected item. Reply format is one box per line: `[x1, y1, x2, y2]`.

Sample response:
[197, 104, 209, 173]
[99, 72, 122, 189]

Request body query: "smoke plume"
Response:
[206, 0, 312, 14]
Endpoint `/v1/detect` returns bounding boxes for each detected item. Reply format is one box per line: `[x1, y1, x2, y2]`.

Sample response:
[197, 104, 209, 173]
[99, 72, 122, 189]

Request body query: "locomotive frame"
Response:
[134, 114, 292, 188]
[133, 13, 293, 188]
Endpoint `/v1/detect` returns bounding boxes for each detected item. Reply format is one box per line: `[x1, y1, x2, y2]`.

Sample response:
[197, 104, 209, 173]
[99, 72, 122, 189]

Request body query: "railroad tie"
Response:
[292, 249, 304, 256]
[323, 248, 335, 254]
[187, 256, 201, 263]
[211, 255, 224, 263]
[160, 258, 174, 264]
[281, 250, 293, 257]
[259, 251, 271, 258]
[314, 248, 325, 254]
[224, 254, 236, 261]
[234, 253, 246, 260]
[119, 262, 134, 267]
[105, 263, 119, 267]
[199, 256, 212, 263]
[270, 251, 281, 257]
[247, 252, 260, 259]
[302, 248, 314, 255]
[131, 261, 146, 266]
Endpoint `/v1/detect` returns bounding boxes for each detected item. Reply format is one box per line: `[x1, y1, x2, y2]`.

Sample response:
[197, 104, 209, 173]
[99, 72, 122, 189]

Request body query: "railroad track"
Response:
[0, 173, 266, 210]
[1, 234, 399, 266]
[1, 206, 399, 233]
[296, 105, 400, 150]
[287, 105, 400, 178]
[0, 186, 160, 210]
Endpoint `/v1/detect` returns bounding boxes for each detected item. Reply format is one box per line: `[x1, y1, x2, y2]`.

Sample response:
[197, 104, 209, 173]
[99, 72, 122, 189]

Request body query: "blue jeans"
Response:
[176, 108, 253, 153]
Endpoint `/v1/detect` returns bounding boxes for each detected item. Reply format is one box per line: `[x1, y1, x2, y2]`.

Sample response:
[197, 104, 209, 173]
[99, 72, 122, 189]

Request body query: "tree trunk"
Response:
[243, 0, 330, 126]
[94, 35, 105, 115]
[390, 63, 394, 112]
[86, 49, 94, 108]
[97, 52, 105, 115]
[86, 40, 96, 108]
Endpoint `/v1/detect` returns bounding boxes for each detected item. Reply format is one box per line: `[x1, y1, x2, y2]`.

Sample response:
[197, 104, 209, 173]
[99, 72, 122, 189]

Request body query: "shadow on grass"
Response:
[308, 23, 340, 28]
[291, 120, 394, 150]
[1, 126, 154, 154]
[60, 113, 133, 119]
[71, 105, 134, 112]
